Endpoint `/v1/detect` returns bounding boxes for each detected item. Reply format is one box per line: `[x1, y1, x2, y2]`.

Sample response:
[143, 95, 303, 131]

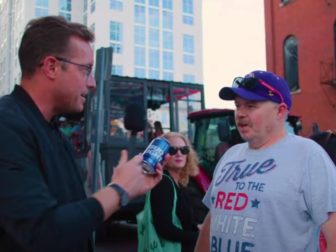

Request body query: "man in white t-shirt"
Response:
[194, 70, 336, 252]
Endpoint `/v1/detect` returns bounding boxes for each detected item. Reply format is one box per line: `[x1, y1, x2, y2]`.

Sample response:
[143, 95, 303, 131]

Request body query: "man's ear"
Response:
[278, 103, 289, 118]
[40, 56, 59, 79]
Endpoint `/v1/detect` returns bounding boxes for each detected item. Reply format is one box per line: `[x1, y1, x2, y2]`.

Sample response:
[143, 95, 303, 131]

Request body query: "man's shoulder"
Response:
[283, 134, 326, 156]
[0, 95, 21, 118]
[0, 93, 15, 106]
[0, 95, 31, 131]
[286, 134, 318, 146]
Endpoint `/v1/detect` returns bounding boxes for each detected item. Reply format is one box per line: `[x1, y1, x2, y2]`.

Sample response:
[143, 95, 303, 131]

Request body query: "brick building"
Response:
[264, 0, 336, 136]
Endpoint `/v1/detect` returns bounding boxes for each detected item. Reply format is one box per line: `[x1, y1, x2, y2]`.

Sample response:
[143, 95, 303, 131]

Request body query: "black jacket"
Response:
[0, 86, 104, 252]
[151, 172, 199, 252]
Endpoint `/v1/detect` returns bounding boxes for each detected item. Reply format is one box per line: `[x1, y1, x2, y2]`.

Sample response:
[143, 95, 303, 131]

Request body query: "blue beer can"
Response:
[142, 137, 170, 174]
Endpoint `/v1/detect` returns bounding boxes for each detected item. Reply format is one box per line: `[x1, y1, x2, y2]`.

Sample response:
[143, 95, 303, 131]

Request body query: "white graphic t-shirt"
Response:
[203, 134, 336, 252]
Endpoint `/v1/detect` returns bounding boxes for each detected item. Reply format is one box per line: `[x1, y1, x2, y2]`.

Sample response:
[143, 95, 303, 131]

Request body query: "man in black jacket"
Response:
[0, 16, 162, 252]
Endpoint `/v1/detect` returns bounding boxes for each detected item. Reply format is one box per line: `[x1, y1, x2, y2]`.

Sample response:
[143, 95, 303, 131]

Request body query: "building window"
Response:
[149, 28, 160, 48]
[163, 31, 173, 50]
[110, 0, 123, 11]
[83, 13, 87, 25]
[35, 8, 49, 17]
[110, 0, 123, 10]
[163, 71, 173, 81]
[182, 0, 194, 25]
[183, 34, 194, 53]
[59, 0, 72, 21]
[59, 0, 71, 11]
[149, 0, 159, 7]
[183, 0, 193, 14]
[35, 0, 49, 17]
[183, 15, 193, 25]
[135, 5, 146, 24]
[36, 0, 48, 6]
[112, 65, 123, 75]
[59, 12, 71, 21]
[280, 0, 290, 4]
[135, 47, 146, 66]
[110, 21, 122, 41]
[90, 23, 95, 34]
[149, 49, 160, 68]
[183, 55, 194, 64]
[283, 36, 299, 91]
[90, 0, 95, 13]
[162, 10, 173, 30]
[183, 34, 194, 65]
[163, 51, 173, 70]
[183, 74, 195, 83]
[162, 0, 173, 10]
[110, 43, 123, 54]
[84, 0, 87, 12]
[135, 67, 146, 78]
[149, 8, 159, 27]
[134, 25, 146, 45]
[148, 69, 160, 79]
[110, 21, 123, 54]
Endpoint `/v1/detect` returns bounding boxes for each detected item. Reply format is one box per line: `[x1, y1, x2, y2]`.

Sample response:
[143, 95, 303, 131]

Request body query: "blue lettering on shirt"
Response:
[215, 159, 276, 186]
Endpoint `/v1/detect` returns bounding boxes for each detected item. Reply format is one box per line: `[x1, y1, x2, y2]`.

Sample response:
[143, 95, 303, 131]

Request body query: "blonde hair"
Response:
[163, 132, 199, 187]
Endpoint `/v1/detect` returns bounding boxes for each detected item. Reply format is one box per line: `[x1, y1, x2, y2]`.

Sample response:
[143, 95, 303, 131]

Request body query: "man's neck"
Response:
[21, 78, 55, 121]
[249, 129, 287, 150]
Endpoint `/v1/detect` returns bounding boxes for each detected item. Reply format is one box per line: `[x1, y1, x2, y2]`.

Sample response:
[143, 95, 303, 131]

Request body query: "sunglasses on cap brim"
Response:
[232, 77, 285, 104]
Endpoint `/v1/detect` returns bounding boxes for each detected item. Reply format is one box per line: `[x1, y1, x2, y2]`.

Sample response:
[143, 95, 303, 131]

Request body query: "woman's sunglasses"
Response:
[232, 77, 285, 104]
[168, 146, 190, 155]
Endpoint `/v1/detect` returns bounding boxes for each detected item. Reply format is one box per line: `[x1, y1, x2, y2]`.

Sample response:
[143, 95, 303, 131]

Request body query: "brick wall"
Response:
[264, 0, 336, 136]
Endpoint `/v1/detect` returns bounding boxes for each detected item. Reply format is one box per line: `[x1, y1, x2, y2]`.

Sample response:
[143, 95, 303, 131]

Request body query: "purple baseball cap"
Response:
[219, 70, 292, 110]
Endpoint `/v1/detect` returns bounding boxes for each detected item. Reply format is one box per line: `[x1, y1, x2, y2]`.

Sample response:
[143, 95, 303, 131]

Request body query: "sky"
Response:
[202, 0, 266, 109]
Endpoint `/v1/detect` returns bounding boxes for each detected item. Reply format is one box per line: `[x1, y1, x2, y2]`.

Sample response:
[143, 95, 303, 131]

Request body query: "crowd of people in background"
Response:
[58, 116, 87, 155]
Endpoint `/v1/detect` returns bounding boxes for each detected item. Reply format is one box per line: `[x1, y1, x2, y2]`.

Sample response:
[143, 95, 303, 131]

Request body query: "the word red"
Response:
[215, 191, 248, 211]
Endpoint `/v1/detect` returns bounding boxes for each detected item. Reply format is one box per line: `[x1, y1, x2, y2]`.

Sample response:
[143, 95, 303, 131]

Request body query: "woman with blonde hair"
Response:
[149, 131, 200, 252]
